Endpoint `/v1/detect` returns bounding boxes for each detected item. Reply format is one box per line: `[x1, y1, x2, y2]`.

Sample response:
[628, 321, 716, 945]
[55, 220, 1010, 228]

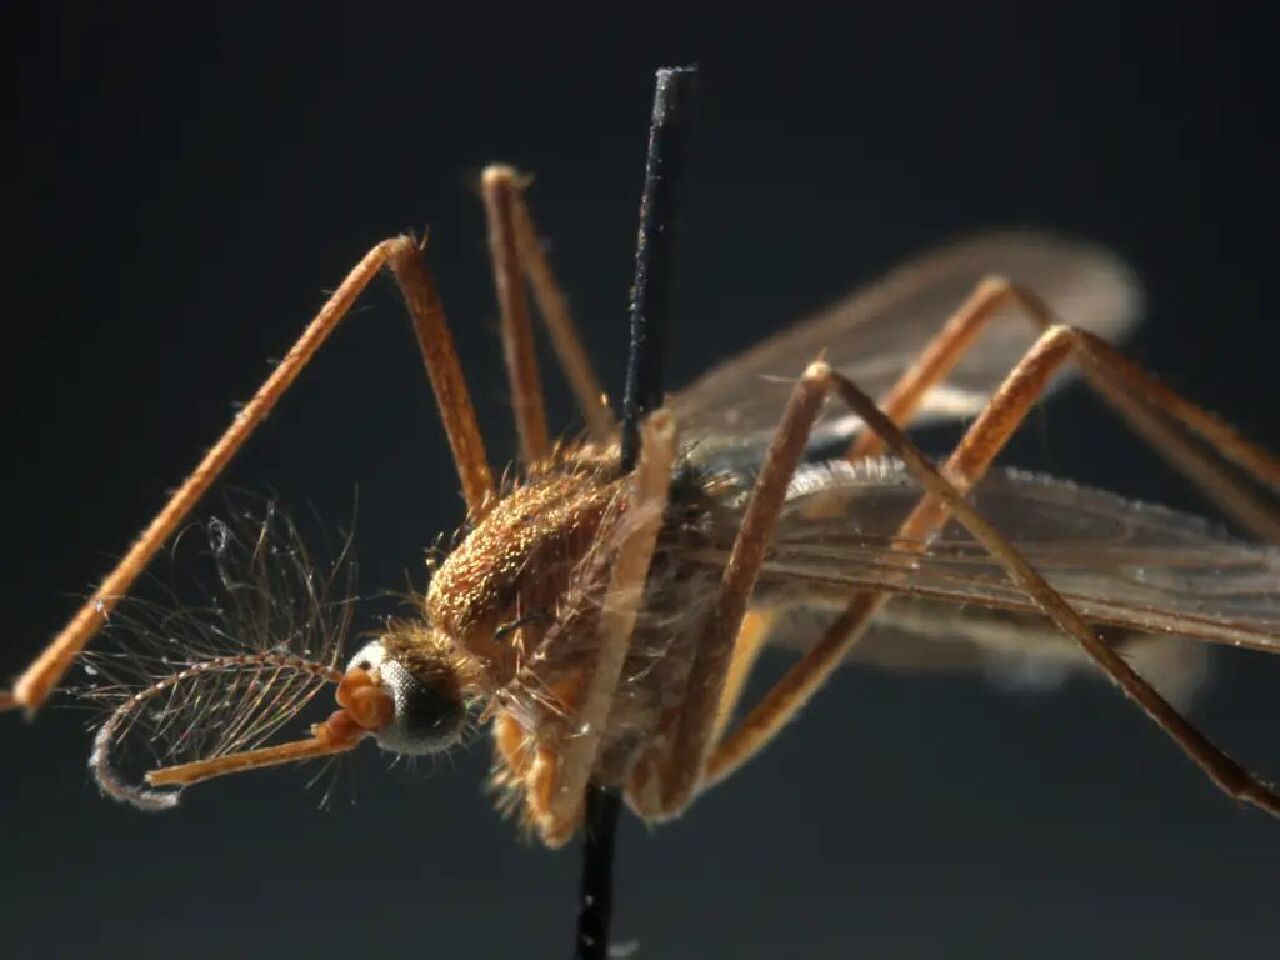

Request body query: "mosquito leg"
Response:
[5, 236, 494, 716]
[624, 608, 777, 818]
[626, 363, 832, 819]
[385, 238, 495, 514]
[508, 181, 616, 444]
[848, 278, 1280, 541]
[528, 411, 676, 846]
[709, 609, 777, 747]
[482, 165, 551, 463]
[706, 344, 1280, 816]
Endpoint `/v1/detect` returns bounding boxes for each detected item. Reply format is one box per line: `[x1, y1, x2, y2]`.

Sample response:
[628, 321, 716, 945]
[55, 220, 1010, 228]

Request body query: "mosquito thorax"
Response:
[345, 636, 465, 756]
[426, 462, 626, 684]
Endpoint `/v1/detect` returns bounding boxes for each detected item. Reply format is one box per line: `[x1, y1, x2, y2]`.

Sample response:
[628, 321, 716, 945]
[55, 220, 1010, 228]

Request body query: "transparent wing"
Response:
[700, 460, 1279, 654]
[755, 599, 1216, 708]
[671, 231, 1140, 446]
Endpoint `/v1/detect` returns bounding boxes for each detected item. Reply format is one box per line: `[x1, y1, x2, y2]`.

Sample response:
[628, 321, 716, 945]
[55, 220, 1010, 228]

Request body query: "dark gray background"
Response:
[4, 4, 1277, 958]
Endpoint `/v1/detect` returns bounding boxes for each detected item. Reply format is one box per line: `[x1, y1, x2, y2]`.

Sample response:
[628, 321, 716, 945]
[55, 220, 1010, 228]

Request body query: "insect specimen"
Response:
[5, 160, 1277, 832]
[4, 143, 1279, 881]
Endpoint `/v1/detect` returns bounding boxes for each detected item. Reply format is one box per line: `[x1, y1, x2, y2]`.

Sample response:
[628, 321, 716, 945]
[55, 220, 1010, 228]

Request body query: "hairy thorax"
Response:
[423, 446, 728, 839]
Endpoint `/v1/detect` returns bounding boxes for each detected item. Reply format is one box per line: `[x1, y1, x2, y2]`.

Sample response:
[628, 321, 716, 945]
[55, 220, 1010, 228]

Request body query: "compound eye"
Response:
[347, 640, 384, 676]
[345, 640, 463, 756]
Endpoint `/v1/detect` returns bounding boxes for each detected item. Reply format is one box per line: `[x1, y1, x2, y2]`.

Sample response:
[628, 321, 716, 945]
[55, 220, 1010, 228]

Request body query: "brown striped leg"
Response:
[703, 336, 1279, 817]
[847, 278, 1280, 541]
[5, 236, 494, 716]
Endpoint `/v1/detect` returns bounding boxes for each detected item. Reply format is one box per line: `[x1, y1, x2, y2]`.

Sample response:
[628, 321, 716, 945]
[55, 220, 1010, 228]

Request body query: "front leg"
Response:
[5, 237, 494, 716]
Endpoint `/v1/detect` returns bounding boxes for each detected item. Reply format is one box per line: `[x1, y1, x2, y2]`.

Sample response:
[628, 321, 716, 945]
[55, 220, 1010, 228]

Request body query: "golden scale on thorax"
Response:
[415, 439, 736, 844]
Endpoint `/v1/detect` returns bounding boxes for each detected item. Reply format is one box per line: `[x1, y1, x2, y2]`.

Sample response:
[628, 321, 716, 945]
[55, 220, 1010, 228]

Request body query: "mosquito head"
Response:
[343, 628, 466, 756]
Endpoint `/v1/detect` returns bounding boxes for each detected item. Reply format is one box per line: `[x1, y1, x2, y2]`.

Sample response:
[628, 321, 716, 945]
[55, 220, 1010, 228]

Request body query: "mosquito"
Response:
[5, 147, 1279, 861]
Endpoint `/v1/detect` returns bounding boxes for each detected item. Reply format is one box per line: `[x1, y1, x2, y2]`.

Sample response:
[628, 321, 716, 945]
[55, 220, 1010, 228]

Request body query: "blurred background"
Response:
[4, 4, 1277, 958]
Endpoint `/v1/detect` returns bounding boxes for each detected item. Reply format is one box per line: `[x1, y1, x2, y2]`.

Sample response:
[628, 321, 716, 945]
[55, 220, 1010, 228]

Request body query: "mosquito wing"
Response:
[694, 459, 1278, 701]
[671, 230, 1140, 447]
